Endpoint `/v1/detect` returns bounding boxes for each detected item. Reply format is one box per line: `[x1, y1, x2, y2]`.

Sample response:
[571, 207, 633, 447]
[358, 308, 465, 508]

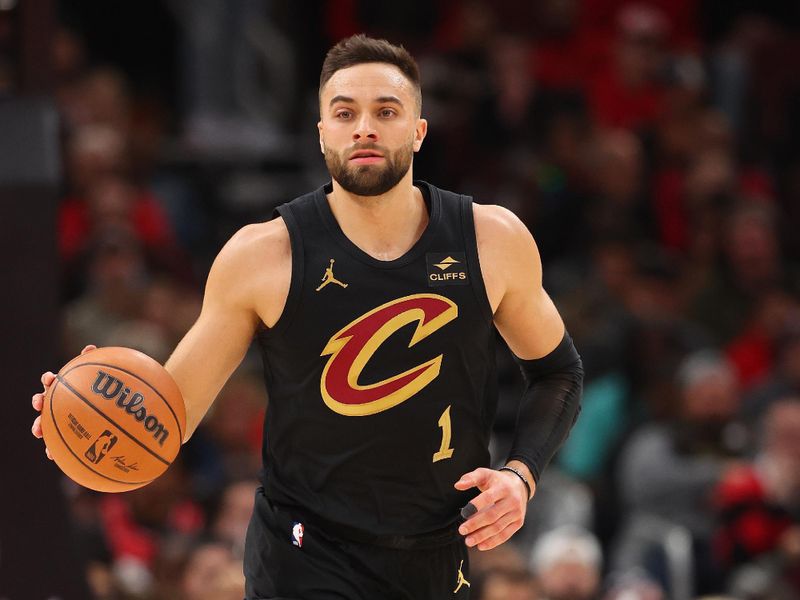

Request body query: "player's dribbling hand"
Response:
[31, 344, 97, 459]
[454, 465, 533, 551]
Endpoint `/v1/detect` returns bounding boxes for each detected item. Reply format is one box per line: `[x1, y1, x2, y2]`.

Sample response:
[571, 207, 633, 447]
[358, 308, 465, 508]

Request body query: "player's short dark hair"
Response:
[319, 34, 422, 113]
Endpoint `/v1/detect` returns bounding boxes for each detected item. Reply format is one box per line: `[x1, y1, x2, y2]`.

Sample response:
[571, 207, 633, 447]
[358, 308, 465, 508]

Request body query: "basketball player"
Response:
[32, 35, 583, 599]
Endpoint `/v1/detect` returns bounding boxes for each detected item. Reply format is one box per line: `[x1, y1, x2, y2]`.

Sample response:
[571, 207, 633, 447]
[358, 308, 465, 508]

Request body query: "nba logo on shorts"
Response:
[291, 522, 304, 548]
[84, 430, 118, 464]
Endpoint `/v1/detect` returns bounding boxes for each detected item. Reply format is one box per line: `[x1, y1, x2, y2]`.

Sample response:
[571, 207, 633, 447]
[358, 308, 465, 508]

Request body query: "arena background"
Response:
[1, 1, 800, 598]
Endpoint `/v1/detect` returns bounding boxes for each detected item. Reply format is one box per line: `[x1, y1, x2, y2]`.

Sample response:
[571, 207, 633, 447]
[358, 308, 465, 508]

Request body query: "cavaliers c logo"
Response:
[320, 294, 458, 416]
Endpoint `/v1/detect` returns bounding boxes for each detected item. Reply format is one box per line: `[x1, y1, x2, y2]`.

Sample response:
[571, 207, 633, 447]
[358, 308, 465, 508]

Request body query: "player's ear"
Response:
[317, 121, 325, 154]
[413, 118, 427, 153]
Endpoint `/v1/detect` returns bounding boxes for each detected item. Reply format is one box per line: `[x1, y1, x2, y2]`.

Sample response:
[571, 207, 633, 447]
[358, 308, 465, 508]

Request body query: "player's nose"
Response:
[352, 114, 378, 142]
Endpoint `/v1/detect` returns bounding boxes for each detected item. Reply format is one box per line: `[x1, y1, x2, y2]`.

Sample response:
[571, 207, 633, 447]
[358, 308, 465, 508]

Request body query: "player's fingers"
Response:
[454, 467, 494, 492]
[32, 392, 44, 412]
[41, 371, 55, 389]
[459, 483, 503, 515]
[476, 521, 520, 551]
[459, 497, 512, 536]
[46, 446, 53, 460]
[81, 345, 97, 355]
[32, 415, 43, 438]
[464, 510, 519, 548]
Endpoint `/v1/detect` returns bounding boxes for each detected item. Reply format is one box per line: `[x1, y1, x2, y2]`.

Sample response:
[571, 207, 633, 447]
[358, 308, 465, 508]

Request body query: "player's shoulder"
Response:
[472, 203, 537, 252]
[473, 203, 526, 232]
[205, 216, 291, 313]
[470, 203, 542, 289]
[222, 217, 289, 260]
[211, 216, 290, 280]
[229, 216, 289, 249]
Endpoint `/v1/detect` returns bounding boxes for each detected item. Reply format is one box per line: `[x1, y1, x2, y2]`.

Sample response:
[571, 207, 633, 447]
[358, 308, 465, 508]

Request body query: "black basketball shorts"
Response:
[243, 487, 471, 600]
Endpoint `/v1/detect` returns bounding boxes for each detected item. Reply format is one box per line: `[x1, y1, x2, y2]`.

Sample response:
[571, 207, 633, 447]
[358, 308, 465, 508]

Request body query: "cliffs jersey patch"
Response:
[426, 252, 468, 287]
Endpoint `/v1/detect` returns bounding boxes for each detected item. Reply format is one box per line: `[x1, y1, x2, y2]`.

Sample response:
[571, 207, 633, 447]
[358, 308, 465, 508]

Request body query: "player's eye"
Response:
[379, 108, 396, 118]
[335, 110, 352, 120]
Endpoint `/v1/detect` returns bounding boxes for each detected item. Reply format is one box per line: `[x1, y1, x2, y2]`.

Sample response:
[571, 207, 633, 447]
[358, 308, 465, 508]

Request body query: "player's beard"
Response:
[325, 139, 414, 196]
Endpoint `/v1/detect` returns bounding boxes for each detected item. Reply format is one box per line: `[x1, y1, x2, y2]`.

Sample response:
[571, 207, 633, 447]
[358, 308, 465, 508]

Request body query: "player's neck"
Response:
[326, 171, 428, 262]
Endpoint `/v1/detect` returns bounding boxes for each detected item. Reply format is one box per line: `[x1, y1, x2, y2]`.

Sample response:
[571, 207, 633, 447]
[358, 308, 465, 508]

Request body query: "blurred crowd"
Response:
[7, 0, 800, 598]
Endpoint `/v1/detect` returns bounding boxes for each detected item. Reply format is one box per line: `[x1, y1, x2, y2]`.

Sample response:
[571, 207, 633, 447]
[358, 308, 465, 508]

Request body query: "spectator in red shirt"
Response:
[714, 398, 800, 596]
[59, 173, 176, 264]
[587, 4, 670, 130]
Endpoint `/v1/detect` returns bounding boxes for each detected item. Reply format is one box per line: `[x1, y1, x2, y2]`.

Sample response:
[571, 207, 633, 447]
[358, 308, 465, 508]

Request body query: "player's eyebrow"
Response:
[328, 95, 404, 107]
[329, 95, 355, 107]
[375, 95, 403, 106]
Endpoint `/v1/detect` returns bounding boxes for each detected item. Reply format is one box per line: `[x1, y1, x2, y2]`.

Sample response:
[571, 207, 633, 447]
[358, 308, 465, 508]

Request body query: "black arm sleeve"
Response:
[507, 331, 584, 484]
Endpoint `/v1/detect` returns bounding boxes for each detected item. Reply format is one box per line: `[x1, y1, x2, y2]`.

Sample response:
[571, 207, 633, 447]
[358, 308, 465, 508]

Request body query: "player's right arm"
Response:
[32, 218, 291, 449]
[164, 218, 291, 441]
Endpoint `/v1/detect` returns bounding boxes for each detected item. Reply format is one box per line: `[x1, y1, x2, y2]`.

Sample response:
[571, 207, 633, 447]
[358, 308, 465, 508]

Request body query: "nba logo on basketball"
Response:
[292, 522, 304, 548]
[84, 430, 118, 464]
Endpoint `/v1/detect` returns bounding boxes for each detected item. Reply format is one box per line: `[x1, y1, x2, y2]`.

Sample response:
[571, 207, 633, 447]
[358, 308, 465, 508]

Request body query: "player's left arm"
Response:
[454, 205, 584, 551]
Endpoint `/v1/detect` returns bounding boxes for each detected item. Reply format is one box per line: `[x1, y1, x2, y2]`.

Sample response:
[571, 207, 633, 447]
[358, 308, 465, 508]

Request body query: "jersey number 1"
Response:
[432, 405, 454, 462]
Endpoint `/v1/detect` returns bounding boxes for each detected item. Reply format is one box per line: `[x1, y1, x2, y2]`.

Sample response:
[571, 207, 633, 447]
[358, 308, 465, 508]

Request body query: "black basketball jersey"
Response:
[255, 181, 497, 536]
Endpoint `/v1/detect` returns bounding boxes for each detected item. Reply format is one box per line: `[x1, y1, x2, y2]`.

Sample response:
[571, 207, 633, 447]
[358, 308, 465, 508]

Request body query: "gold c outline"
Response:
[320, 293, 458, 416]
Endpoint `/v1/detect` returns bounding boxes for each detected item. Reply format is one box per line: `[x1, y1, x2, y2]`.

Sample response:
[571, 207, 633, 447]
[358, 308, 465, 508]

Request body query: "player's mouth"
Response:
[349, 149, 385, 165]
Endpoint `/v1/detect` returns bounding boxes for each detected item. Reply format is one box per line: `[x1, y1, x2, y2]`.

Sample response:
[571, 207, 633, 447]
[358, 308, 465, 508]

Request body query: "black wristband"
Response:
[499, 466, 532, 501]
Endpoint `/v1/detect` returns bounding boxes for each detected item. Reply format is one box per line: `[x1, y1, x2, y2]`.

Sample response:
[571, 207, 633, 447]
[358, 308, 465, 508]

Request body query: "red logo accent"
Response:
[320, 294, 458, 416]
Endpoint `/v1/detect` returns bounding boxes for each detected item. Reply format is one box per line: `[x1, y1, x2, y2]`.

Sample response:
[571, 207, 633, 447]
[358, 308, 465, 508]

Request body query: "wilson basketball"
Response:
[41, 346, 186, 493]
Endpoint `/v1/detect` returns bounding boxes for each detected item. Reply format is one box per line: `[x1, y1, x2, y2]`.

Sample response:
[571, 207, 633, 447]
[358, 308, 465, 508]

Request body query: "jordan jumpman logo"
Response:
[316, 259, 348, 292]
[453, 560, 470, 593]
